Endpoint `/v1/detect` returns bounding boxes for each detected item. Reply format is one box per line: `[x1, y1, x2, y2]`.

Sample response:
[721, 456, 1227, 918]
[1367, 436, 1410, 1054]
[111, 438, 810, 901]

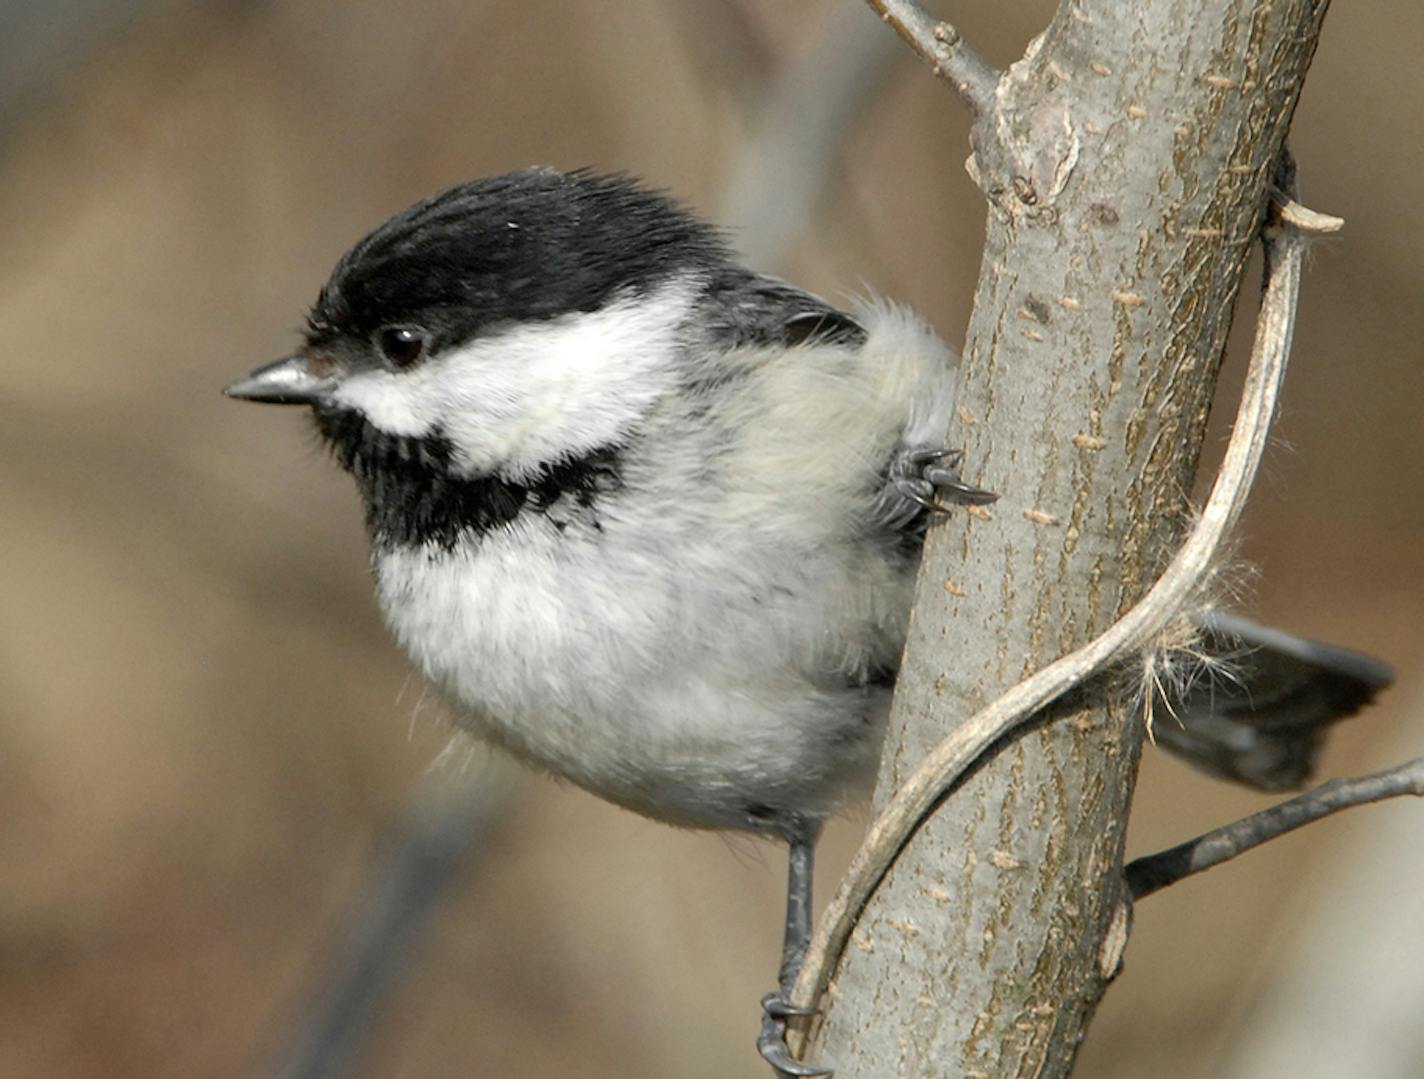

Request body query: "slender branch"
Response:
[790, 200, 1316, 1029]
[718, 3, 901, 269]
[269, 765, 516, 1079]
[1127, 756, 1424, 900]
[864, 0, 999, 115]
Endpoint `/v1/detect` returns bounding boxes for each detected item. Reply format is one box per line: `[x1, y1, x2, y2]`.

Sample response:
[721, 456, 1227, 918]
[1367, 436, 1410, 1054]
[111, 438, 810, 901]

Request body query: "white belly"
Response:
[373, 520, 892, 829]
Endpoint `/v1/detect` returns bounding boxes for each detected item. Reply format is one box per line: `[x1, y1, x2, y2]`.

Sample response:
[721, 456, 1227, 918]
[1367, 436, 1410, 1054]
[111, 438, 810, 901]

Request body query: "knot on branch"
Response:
[966, 32, 1083, 218]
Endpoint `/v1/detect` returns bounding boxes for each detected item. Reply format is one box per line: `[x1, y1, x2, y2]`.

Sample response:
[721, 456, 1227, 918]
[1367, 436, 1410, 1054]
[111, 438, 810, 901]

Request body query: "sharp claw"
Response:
[939, 482, 999, 506]
[923, 468, 999, 505]
[922, 463, 997, 504]
[758, 1019, 834, 1077]
[906, 447, 963, 468]
[921, 466, 961, 487]
[762, 991, 819, 1019]
[892, 446, 996, 515]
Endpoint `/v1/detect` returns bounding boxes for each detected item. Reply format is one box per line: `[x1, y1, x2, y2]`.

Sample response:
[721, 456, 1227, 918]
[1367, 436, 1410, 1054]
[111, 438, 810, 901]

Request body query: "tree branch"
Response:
[863, 0, 999, 115]
[807, 0, 1338, 1068]
[791, 194, 1317, 1053]
[1126, 756, 1424, 900]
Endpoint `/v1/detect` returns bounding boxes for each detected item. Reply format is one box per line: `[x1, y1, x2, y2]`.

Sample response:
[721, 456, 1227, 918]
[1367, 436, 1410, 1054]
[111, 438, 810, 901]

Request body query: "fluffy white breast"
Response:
[365, 296, 963, 828]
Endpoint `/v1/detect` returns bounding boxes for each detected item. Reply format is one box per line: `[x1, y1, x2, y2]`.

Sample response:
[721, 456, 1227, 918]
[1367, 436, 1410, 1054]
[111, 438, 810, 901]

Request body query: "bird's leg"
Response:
[757, 826, 832, 1077]
[892, 446, 998, 510]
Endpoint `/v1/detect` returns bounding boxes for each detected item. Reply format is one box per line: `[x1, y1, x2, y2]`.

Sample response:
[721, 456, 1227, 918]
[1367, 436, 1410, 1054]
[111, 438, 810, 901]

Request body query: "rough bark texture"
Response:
[812, 1, 1329, 1075]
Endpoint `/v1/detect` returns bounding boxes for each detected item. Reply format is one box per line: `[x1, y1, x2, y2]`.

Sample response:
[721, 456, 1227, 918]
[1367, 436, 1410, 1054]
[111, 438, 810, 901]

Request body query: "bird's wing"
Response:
[695, 278, 978, 548]
[697, 270, 865, 350]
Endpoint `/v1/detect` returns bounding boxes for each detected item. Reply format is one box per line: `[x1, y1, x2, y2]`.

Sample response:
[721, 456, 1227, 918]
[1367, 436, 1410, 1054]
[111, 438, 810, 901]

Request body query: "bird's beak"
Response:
[223, 354, 337, 405]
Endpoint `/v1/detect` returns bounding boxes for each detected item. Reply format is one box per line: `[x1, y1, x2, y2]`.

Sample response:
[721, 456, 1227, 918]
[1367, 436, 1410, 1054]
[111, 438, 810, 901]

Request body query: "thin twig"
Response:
[864, 0, 999, 115]
[718, 3, 901, 269]
[789, 199, 1316, 1030]
[270, 765, 516, 1079]
[1126, 756, 1424, 899]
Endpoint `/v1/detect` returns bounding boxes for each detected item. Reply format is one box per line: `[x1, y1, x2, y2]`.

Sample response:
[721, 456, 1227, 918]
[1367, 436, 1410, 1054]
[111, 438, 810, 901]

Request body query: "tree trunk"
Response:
[812, 1, 1331, 1074]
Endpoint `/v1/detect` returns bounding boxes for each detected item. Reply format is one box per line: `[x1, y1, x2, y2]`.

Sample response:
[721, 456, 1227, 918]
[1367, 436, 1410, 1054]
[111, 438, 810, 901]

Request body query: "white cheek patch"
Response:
[332, 277, 698, 476]
[438, 279, 697, 477]
[332, 367, 443, 437]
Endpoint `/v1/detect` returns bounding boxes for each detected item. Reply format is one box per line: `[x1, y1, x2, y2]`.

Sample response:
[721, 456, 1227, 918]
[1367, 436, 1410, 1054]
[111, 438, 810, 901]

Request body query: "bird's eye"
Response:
[375, 326, 427, 370]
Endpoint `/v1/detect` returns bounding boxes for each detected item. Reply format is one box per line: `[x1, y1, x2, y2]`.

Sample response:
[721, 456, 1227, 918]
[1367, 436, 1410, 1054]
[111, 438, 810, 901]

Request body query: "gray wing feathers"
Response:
[1153, 611, 1393, 791]
[699, 271, 865, 350]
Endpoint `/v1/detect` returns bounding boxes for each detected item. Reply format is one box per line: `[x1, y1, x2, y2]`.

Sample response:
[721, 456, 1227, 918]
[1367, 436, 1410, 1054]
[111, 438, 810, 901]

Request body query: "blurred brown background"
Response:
[1, 2, 1419, 1077]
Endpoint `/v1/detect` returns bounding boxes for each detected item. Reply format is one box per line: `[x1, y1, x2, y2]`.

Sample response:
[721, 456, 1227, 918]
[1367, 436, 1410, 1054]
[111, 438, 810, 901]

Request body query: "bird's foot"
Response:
[892, 447, 998, 511]
[757, 992, 832, 1077]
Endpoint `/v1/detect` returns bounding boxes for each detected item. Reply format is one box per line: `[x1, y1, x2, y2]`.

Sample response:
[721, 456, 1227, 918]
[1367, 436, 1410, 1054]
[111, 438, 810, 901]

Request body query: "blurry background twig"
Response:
[717, 1, 899, 270]
[269, 759, 518, 1079]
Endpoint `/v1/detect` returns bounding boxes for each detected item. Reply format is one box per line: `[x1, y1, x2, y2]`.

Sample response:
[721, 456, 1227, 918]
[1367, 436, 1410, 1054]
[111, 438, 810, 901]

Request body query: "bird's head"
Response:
[225, 169, 728, 503]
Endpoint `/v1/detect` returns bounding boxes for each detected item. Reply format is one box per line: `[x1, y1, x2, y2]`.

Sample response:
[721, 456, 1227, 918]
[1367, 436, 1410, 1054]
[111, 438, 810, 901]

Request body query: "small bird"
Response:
[226, 168, 1389, 1076]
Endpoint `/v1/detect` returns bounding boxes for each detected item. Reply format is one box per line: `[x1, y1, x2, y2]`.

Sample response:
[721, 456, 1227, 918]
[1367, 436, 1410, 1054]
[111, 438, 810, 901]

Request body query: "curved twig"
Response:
[789, 202, 1311, 1027]
[1126, 755, 1424, 900]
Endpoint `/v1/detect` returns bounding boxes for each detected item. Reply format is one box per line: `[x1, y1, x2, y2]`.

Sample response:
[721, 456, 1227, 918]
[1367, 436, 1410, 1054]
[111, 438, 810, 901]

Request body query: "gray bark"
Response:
[812, 1, 1331, 1075]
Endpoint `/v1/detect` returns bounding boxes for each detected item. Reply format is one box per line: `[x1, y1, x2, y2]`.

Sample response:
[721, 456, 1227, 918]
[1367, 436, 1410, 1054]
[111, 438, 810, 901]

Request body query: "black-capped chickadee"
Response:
[226, 168, 1389, 1076]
